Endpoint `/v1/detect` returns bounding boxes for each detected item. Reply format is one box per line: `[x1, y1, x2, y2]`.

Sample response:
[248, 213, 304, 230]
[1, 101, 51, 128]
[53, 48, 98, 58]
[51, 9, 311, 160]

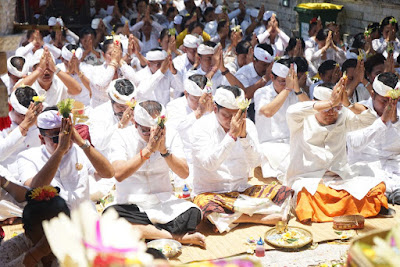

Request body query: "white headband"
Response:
[373, 75, 398, 97]
[183, 34, 201, 49]
[9, 90, 28, 115]
[197, 44, 215, 55]
[107, 79, 136, 105]
[91, 18, 101, 30]
[174, 15, 183, 25]
[214, 87, 245, 109]
[263, 11, 276, 21]
[61, 46, 83, 61]
[313, 86, 332, 101]
[254, 45, 274, 63]
[134, 103, 166, 128]
[7, 56, 28, 78]
[48, 17, 63, 27]
[184, 79, 204, 96]
[37, 110, 62, 129]
[145, 50, 167, 61]
[271, 62, 297, 78]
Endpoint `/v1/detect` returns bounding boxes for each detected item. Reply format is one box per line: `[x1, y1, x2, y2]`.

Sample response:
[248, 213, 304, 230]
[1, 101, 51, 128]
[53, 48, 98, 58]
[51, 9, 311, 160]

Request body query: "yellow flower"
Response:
[386, 89, 400, 99]
[126, 99, 137, 109]
[32, 95, 46, 103]
[29, 186, 59, 201]
[237, 98, 251, 111]
[231, 25, 242, 33]
[342, 71, 348, 82]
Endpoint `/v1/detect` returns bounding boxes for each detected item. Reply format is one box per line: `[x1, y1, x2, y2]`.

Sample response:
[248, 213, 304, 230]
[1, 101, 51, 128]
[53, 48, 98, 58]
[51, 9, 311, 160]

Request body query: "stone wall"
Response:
[228, 0, 400, 39]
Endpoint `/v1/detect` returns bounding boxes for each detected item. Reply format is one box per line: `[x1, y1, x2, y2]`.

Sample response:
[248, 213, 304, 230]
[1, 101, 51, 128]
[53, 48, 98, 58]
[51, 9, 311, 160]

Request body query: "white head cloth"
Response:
[215, 5, 223, 14]
[313, 85, 333, 101]
[247, 8, 258, 18]
[373, 74, 398, 97]
[253, 45, 274, 63]
[7, 56, 28, 78]
[197, 44, 215, 55]
[9, 90, 28, 115]
[214, 87, 245, 109]
[107, 79, 136, 105]
[183, 34, 201, 48]
[174, 15, 183, 25]
[345, 50, 358, 60]
[184, 79, 204, 96]
[48, 17, 64, 26]
[91, 18, 101, 29]
[31, 49, 55, 67]
[37, 110, 62, 129]
[61, 46, 83, 61]
[134, 102, 166, 128]
[271, 62, 297, 78]
[263, 11, 276, 21]
[145, 50, 167, 61]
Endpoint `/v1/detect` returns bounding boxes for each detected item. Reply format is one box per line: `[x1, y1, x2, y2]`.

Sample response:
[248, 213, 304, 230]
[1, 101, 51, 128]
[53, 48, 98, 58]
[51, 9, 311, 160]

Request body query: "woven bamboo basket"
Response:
[333, 215, 365, 230]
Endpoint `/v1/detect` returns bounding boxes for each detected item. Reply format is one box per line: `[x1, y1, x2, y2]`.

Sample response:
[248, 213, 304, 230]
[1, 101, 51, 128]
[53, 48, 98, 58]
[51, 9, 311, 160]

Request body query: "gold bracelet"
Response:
[2, 179, 10, 189]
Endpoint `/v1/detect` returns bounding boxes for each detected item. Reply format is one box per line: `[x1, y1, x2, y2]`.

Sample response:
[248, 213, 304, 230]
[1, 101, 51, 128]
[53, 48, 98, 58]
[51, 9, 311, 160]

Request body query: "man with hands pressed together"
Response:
[192, 86, 293, 233]
[17, 108, 114, 210]
[286, 77, 388, 223]
[107, 100, 205, 248]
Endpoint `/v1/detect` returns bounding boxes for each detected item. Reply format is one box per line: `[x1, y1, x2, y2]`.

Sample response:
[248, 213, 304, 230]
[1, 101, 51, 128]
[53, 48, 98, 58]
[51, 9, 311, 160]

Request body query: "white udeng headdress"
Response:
[184, 79, 204, 96]
[183, 34, 201, 49]
[61, 46, 83, 61]
[145, 50, 167, 61]
[37, 110, 62, 129]
[9, 90, 28, 115]
[253, 45, 274, 63]
[214, 86, 245, 109]
[197, 44, 215, 55]
[107, 79, 136, 105]
[313, 85, 333, 101]
[373, 74, 398, 97]
[134, 102, 166, 127]
[7, 56, 29, 78]
[271, 62, 297, 78]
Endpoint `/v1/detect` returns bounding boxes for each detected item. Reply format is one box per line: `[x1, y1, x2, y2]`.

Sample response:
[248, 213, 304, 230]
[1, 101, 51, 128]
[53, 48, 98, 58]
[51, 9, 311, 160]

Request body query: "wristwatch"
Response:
[54, 67, 61, 75]
[295, 88, 304, 95]
[79, 139, 91, 150]
[160, 150, 171, 158]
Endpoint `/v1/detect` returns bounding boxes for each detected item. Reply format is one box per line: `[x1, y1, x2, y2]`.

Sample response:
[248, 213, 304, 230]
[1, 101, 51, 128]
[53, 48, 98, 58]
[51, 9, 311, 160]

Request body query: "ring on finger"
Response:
[154, 136, 159, 141]
[202, 99, 206, 103]
[63, 130, 69, 135]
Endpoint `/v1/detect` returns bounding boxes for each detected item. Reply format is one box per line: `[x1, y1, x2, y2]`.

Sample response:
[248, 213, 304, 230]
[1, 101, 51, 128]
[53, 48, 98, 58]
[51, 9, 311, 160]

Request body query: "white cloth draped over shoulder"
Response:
[285, 101, 382, 200]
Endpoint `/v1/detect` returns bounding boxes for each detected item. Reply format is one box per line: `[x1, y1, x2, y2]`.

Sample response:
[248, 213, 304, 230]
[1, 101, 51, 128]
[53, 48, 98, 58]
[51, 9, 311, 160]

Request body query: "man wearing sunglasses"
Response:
[16, 108, 114, 210]
[286, 78, 389, 223]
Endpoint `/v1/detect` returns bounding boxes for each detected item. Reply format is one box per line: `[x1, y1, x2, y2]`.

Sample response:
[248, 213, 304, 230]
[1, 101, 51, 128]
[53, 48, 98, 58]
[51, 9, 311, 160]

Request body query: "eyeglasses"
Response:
[43, 132, 60, 143]
[322, 105, 342, 113]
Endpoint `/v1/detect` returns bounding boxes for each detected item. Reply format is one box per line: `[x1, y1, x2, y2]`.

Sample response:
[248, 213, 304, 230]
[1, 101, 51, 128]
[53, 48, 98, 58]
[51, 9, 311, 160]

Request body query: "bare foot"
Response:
[176, 232, 206, 248]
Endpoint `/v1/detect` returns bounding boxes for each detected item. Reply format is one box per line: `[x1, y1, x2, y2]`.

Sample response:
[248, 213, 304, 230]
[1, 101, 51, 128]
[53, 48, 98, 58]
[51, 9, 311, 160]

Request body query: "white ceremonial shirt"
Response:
[109, 125, 199, 224]
[235, 62, 262, 90]
[305, 47, 346, 77]
[31, 76, 68, 107]
[254, 83, 298, 178]
[1, 74, 14, 96]
[0, 123, 41, 174]
[135, 67, 183, 106]
[173, 53, 193, 84]
[257, 30, 290, 57]
[17, 144, 95, 210]
[372, 37, 400, 55]
[191, 113, 261, 196]
[286, 101, 381, 200]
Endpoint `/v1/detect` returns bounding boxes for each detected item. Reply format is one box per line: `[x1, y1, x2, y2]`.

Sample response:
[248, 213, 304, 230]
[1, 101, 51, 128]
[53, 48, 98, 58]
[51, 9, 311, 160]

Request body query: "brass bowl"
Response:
[265, 226, 313, 249]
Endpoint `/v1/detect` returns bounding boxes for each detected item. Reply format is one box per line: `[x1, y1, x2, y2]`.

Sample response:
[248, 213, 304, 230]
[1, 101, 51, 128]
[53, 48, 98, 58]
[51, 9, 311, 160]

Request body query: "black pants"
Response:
[104, 204, 201, 235]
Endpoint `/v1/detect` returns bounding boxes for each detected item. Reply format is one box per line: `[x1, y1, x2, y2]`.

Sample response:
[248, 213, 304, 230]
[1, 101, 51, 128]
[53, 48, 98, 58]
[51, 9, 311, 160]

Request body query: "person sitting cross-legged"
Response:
[192, 85, 293, 233]
[106, 100, 205, 248]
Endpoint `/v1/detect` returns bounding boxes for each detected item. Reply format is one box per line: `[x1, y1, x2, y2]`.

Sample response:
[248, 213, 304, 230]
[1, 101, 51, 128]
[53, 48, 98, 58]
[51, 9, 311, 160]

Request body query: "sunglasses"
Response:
[43, 132, 60, 144]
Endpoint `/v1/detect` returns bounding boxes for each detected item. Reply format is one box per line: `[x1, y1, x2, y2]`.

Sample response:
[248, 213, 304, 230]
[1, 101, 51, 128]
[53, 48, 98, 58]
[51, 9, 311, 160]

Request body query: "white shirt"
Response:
[15, 43, 61, 67]
[31, 76, 69, 107]
[89, 100, 120, 159]
[1, 74, 14, 96]
[257, 30, 290, 57]
[135, 67, 183, 106]
[186, 67, 227, 95]
[204, 20, 218, 38]
[191, 113, 261, 195]
[109, 125, 198, 224]
[286, 101, 380, 200]
[81, 49, 105, 66]
[349, 83, 371, 103]
[0, 123, 41, 174]
[17, 145, 95, 209]
[130, 21, 164, 56]
[254, 83, 298, 143]
[235, 62, 262, 89]
[372, 37, 400, 54]
[173, 53, 193, 84]
[305, 47, 346, 77]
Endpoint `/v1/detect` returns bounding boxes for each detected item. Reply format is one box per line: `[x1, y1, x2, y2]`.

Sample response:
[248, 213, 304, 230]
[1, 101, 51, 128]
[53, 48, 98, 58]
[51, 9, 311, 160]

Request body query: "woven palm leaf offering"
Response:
[386, 88, 400, 99]
[125, 98, 137, 110]
[157, 114, 167, 129]
[71, 101, 89, 125]
[57, 98, 75, 118]
[237, 98, 251, 117]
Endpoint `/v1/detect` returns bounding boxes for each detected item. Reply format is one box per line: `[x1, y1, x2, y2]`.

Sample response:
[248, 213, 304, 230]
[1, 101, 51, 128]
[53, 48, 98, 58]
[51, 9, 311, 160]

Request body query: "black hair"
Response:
[101, 38, 123, 54]
[181, 15, 193, 29]
[136, 0, 148, 7]
[316, 28, 331, 41]
[236, 40, 251, 55]
[114, 79, 135, 96]
[285, 38, 305, 54]
[22, 186, 70, 233]
[79, 27, 95, 39]
[217, 20, 228, 33]
[204, 7, 215, 18]
[254, 43, 274, 61]
[367, 22, 380, 34]
[10, 56, 26, 72]
[272, 58, 293, 77]
[215, 85, 241, 110]
[293, 57, 308, 73]
[318, 60, 337, 75]
[65, 43, 79, 51]
[380, 16, 399, 34]
[139, 100, 162, 117]
[203, 41, 217, 48]
[14, 86, 37, 109]
[188, 21, 204, 33]
[188, 74, 207, 89]
[351, 33, 366, 49]
[364, 53, 385, 75]
[166, 7, 177, 18]
[377, 72, 398, 89]
[341, 59, 357, 73]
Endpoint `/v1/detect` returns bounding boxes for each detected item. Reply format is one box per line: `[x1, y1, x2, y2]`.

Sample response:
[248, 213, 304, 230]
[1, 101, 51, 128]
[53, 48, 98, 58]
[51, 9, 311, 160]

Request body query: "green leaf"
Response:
[285, 238, 299, 243]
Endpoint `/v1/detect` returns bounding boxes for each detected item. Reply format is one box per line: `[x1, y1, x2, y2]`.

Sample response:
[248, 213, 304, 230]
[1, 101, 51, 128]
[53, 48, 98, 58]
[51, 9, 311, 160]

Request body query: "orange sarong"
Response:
[296, 182, 388, 222]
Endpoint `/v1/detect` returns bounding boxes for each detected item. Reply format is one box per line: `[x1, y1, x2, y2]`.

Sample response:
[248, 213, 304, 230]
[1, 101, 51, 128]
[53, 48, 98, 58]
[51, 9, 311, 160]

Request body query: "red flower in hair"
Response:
[310, 17, 318, 24]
